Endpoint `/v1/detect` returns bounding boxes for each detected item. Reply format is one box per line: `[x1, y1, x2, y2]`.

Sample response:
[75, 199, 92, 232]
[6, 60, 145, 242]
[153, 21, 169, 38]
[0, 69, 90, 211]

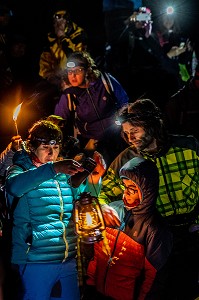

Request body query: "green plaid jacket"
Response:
[99, 135, 199, 221]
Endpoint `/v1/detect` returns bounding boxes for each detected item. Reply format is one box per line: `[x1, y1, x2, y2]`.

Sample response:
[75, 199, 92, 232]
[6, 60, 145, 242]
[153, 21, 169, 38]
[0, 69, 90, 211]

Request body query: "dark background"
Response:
[0, 0, 199, 151]
[7, 0, 199, 63]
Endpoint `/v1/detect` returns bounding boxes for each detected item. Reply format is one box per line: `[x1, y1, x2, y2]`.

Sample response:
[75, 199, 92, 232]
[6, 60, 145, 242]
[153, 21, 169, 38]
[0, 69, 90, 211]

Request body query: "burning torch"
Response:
[12, 102, 23, 150]
[13, 102, 23, 136]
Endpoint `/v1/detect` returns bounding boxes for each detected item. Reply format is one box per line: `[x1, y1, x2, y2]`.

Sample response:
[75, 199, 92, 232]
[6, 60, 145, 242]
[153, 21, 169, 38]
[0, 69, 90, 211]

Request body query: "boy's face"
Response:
[122, 179, 142, 209]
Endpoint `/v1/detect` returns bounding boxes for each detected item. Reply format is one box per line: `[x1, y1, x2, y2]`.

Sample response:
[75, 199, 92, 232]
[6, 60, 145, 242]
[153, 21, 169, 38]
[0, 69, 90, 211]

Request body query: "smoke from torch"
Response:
[13, 102, 23, 135]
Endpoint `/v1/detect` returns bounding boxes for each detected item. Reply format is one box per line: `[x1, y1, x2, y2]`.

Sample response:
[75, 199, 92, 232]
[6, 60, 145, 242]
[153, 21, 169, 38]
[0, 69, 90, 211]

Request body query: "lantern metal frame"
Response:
[74, 192, 106, 244]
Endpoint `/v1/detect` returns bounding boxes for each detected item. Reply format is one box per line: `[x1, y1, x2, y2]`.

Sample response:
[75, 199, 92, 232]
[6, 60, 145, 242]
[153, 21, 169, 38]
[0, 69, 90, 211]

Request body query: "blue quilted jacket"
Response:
[5, 149, 87, 264]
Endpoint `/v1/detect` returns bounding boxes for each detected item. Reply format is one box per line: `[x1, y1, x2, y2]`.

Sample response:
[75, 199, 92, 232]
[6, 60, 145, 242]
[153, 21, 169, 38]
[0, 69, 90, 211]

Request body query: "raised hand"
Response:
[101, 204, 121, 227]
[88, 151, 106, 184]
[11, 135, 23, 151]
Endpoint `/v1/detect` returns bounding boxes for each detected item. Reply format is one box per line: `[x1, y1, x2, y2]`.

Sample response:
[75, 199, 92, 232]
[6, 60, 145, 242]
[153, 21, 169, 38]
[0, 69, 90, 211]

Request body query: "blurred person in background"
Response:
[124, 5, 194, 111]
[39, 4, 87, 88]
[0, 135, 22, 180]
[33, 4, 88, 126]
[158, 7, 199, 136]
[154, 6, 194, 88]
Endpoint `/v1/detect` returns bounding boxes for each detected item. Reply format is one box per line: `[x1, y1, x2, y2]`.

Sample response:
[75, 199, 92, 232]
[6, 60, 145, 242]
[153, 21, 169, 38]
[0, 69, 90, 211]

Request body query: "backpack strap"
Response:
[67, 94, 76, 112]
[101, 72, 114, 94]
[66, 94, 80, 138]
[101, 72, 118, 106]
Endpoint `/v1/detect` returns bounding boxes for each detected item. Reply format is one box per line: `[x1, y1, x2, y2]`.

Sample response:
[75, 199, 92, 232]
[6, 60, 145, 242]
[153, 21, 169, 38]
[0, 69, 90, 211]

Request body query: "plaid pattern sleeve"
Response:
[98, 147, 137, 205]
[99, 135, 199, 222]
[156, 146, 199, 218]
[98, 167, 123, 205]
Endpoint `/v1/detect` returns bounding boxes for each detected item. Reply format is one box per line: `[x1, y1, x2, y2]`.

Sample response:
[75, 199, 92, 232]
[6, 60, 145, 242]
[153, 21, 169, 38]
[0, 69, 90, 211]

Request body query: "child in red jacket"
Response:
[85, 157, 173, 300]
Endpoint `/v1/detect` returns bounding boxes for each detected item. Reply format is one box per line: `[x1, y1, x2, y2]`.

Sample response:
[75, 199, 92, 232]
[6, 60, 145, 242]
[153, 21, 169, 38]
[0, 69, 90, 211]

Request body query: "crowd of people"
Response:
[0, 0, 199, 299]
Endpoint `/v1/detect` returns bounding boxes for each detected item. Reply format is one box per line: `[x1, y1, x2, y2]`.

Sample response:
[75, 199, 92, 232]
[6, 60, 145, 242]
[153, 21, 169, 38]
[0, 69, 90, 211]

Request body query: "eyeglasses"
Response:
[67, 68, 85, 75]
[122, 184, 138, 195]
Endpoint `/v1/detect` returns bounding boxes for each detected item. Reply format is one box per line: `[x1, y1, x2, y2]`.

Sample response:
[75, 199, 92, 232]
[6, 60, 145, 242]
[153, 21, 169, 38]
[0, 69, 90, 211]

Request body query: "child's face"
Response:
[122, 179, 142, 209]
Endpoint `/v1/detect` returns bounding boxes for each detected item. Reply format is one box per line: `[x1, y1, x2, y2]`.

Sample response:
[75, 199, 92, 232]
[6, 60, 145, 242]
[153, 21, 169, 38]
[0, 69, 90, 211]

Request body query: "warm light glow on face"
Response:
[13, 102, 23, 121]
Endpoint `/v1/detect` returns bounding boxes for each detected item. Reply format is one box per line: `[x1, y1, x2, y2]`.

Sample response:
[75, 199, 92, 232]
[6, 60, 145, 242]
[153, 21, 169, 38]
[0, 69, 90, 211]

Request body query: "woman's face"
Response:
[67, 67, 87, 87]
[33, 143, 60, 163]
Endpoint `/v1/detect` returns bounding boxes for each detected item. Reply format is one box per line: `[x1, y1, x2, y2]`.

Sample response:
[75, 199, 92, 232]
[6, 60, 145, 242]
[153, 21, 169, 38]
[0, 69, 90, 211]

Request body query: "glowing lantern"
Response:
[74, 192, 106, 244]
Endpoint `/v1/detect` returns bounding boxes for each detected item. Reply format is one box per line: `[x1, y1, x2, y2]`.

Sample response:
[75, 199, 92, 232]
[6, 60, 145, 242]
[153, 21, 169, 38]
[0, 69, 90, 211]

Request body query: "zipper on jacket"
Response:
[103, 209, 132, 294]
[55, 180, 69, 261]
[103, 229, 121, 295]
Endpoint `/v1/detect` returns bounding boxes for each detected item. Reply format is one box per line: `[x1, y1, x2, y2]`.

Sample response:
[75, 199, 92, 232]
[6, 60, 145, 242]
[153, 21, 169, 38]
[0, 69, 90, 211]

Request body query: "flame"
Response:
[13, 102, 23, 121]
[85, 212, 93, 226]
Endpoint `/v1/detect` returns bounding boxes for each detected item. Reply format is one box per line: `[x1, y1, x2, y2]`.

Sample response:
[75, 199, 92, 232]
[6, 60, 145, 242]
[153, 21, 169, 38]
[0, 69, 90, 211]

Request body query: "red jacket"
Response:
[86, 158, 173, 300]
[87, 227, 156, 300]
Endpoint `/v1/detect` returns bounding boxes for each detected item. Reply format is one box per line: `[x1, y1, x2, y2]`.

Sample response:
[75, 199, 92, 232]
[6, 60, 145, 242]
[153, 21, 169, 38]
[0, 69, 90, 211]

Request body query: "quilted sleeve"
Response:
[86, 256, 97, 286]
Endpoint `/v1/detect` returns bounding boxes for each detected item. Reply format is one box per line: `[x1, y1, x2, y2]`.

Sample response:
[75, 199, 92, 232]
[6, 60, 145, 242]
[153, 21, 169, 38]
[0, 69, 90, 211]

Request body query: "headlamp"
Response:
[115, 120, 122, 126]
[48, 140, 58, 145]
[166, 6, 174, 15]
[53, 10, 67, 20]
[33, 138, 61, 145]
[115, 111, 161, 126]
[115, 113, 140, 126]
[66, 61, 87, 69]
[67, 62, 76, 68]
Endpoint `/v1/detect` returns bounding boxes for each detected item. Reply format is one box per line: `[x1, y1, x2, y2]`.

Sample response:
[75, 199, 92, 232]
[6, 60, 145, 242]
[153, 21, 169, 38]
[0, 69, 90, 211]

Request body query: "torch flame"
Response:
[13, 102, 23, 121]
